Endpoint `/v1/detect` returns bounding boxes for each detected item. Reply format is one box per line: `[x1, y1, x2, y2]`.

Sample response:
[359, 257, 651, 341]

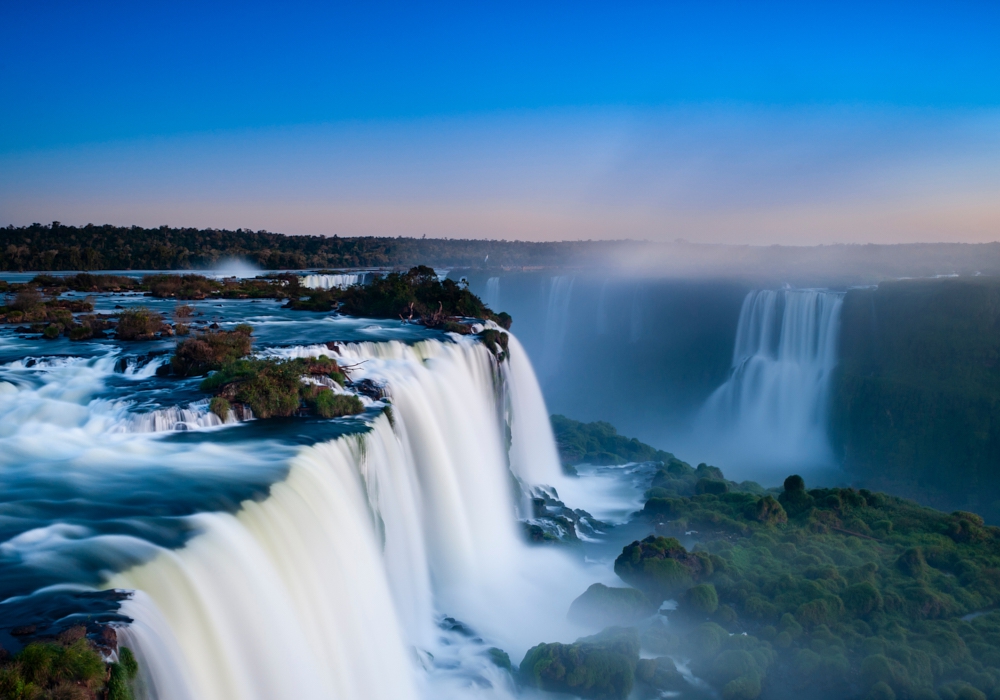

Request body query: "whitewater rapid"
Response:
[106, 333, 589, 700]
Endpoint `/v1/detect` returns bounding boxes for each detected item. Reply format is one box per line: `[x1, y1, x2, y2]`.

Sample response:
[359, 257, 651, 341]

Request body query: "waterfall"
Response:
[484, 277, 500, 310]
[300, 273, 365, 290]
[539, 276, 575, 380]
[109, 335, 588, 700]
[694, 289, 843, 477]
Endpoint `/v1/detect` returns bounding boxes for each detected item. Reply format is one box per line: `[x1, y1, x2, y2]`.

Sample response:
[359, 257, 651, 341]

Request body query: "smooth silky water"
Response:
[0, 286, 652, 700]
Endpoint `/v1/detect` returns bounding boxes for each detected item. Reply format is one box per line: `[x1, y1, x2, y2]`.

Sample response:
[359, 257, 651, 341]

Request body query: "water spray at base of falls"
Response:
[109, 334, 592, 700]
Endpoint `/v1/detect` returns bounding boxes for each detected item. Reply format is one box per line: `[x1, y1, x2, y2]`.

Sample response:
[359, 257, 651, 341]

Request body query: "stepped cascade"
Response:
[694, 289, 843, 475]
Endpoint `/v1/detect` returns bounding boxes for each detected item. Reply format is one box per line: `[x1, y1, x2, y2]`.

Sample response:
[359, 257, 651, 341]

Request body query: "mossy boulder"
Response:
[745, 496, 788, 525]
[682, 583, 720, 615]
[614, 536, 712, 601]
[519, 627, 640, 700]
[633, 656, 688, 697]
[568, 584, 656, 628]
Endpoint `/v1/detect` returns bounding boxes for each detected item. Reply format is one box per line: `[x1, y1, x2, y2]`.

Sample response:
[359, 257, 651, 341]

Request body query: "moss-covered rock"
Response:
[614, 536, 713, 601]
[519, 627, 640, 700]
[683, 583, 720, 615]
[568, 583, 656, 628]
[633, 656, 689, 698]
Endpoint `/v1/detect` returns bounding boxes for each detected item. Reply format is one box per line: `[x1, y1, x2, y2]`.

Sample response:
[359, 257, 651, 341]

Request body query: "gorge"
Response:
[4, 266, 1000, 700]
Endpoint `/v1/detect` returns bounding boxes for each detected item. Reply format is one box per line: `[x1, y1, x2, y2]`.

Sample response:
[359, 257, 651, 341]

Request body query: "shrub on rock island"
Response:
[171, 325, 253, 376]
[201, 358, 303, 419]
[209, 396, 231, 421]
[116, 307, 164, 341]
[308, 388, 364, 418]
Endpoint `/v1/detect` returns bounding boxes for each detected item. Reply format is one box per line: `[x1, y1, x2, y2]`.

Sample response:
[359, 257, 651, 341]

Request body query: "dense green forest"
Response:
[8, 223, 1000, 284]
[833, 277, 1000, 523]
[0, 222, 593, 271]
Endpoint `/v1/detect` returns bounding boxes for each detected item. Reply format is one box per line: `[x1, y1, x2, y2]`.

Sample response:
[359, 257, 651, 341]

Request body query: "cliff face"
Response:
[833, 277, 1000, 521]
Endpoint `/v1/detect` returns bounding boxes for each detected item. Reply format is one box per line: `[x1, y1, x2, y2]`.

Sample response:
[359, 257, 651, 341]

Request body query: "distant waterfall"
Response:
[695, 289, 843, 477]
[300, 273, 366, 290]
[110, 335, 584, 700]
[484, 276, 500, 310]
[540, 276, 575, 379]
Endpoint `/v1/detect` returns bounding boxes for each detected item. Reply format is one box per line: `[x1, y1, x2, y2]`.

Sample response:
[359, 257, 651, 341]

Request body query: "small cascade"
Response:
[300, 273, 366, 290]
[694, 289, 843, 476]
[118, 402, 239, 433]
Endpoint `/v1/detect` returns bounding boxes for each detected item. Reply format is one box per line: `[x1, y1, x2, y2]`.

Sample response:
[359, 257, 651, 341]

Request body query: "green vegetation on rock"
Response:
[550, 415, 676, 466]
[622, 471, 1000, 699]
[170, 325, 254, 376]
[287, 266, 512, 329]
[520, 627, 641, 700]
[0, 626, 138, 700]
[115, 307, 165, 341]
[306, 388, 364, 419]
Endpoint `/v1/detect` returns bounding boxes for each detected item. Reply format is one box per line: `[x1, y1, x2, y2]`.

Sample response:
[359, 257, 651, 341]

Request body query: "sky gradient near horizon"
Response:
[2, 1, 1000, 243]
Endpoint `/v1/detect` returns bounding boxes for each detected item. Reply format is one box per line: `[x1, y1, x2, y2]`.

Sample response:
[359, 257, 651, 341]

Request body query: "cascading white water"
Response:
[300, 273, 365, 290]
[539, 276, 575, 380]
[694, 289, 843, 478]
[109, 334, 590, 700]
[484, 277, 500, 310]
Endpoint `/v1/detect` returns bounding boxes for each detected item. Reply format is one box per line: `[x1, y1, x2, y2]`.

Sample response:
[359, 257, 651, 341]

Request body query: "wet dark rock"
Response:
[352, 378, 387, 401]
[440, 616, 475, 637]
[523, 488, 607, 544]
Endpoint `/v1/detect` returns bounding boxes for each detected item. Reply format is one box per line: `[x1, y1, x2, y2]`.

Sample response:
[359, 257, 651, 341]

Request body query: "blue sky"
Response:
[2, 1, 999, 242]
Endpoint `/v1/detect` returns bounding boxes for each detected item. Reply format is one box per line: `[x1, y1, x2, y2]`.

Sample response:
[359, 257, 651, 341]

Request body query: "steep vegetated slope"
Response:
[834, 278, 1000, 522]
[545, 416, 1000, 700]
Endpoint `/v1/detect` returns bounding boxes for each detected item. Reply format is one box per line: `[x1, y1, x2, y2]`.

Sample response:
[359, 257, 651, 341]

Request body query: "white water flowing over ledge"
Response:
[117, 402, 243, 433]
[107, 334, 588, 700]
[300, 273, 366, 290]
[692, 288, 843, 478]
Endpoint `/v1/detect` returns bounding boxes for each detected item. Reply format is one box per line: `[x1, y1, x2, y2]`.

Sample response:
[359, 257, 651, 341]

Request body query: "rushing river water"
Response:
[0, 283, 657, 700]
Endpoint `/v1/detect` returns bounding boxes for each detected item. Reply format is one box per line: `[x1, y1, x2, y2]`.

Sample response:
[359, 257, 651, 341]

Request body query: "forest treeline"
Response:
[0, 222, 593, 271]
[9, 222, 1000, 282]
